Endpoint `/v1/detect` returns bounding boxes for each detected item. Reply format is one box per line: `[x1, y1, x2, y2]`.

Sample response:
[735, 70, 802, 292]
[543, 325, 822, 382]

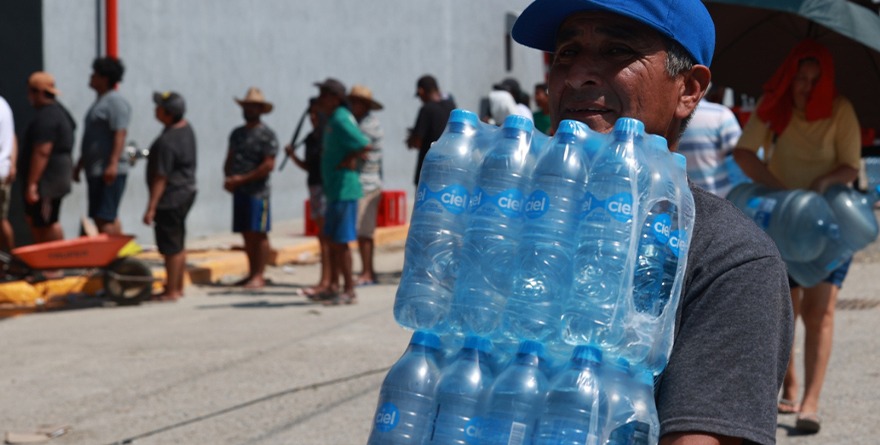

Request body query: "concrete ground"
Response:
[0, 221, 878, 444]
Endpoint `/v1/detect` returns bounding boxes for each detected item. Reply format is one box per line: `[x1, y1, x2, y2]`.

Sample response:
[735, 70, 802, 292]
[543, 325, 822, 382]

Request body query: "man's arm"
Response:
[6, 135, 17, 184]
[103, 128, 127, 184]
[143, 175, 167, 225]
[809, 165, 858, 194]
[26, 141, 53, 204]
[224, 155, 274, 191]
[661, 433, 741, 445]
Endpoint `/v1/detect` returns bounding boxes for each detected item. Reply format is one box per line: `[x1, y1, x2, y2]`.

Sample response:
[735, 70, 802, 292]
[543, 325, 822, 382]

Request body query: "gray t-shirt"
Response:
[147, 123, 197, 209]
[80, 90, 132, 177]
[358, 112, 383, 193]
[656, 185, 792, 445]
[227, 124, 279, 198]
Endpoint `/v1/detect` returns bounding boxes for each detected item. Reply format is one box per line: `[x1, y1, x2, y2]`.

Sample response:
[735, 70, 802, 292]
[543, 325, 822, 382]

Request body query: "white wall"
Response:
[43, 0, 545, 243]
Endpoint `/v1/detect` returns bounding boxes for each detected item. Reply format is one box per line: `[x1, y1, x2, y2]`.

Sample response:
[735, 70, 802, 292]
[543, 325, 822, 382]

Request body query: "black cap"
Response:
[152, 91, 186, 117]
[313, 78, 346, 98]
[415, 74, 439, 96]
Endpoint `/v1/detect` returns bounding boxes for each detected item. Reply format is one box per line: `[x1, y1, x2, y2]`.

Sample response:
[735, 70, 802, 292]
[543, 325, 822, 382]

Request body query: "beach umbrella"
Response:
[704, 0, 880, 131]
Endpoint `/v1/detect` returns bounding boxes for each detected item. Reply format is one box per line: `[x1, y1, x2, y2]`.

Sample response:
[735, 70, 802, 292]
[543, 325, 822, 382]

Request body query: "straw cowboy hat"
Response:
[347, 84, 383, 111]
[234, 87, 273, 114]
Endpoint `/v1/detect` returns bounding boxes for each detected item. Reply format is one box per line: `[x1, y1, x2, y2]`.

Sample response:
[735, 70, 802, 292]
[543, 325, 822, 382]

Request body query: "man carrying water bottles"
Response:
[512, 1, 792, 444]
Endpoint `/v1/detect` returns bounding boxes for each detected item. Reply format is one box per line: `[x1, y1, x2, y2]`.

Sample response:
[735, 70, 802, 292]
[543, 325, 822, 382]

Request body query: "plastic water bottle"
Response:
[367, 331, 443, 445]
[532, 345, 606, 445]
[504, 120, 591, 342]
[603, 361, 658, 445]
[726, 183, 837, 262]
[452, 115, 536, 335]
[482, 340, 548, 445]
[395, 109, 481, 331]
[564, 118, 642, 348]
[430, 335, 495, 445]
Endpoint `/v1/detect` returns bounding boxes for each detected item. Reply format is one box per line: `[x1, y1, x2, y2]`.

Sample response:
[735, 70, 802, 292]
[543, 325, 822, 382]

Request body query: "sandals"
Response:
[322, 292, 357, 306]
[777, 398, 799, 414]
[795, 413, 821, 434]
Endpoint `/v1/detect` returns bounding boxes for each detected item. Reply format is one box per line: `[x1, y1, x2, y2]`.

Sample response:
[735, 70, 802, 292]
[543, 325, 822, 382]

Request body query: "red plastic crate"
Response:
[377, 190, 407, 227]
[303, 190, 408, 236]
[304, 200, 318, 236]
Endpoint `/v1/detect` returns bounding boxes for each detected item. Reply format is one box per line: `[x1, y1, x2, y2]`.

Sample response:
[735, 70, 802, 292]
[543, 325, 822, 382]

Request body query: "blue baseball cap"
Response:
[511, 0, 716, 67]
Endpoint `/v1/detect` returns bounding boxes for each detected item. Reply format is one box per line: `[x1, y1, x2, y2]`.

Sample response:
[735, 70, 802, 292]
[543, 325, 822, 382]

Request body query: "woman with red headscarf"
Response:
[733, 39, 862, 434]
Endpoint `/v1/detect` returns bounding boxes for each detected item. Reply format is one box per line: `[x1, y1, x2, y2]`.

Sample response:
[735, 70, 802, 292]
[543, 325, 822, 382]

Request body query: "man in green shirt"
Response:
[314, 78, 371, 305]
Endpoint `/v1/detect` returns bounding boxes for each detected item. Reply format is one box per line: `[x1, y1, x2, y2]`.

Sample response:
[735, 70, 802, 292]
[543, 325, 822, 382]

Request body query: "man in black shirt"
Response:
[21, 71, 75, 244]
[144, 91, 197, 301]
[406, 75, 456, 186]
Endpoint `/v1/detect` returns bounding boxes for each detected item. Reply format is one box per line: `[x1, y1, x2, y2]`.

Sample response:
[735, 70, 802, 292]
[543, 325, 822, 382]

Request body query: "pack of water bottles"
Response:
[369, 109, 696, 445]
[727, 182, 879, 287]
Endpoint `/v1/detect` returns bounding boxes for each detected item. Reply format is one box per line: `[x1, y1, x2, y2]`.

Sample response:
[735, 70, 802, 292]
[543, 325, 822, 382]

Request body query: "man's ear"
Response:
[676, 65, 711, 120]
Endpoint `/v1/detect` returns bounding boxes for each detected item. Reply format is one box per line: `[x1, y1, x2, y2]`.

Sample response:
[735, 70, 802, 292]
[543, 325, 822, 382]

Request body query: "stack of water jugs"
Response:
[367, 109, 695, 445]
[727, 182, 879, 287]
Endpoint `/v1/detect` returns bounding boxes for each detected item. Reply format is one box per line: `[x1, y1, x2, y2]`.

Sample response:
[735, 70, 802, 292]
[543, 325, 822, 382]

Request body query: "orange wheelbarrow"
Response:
[0, 234, 156, 306]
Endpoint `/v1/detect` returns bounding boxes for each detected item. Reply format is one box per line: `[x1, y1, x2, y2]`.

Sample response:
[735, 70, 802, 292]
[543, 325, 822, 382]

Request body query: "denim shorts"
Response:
[324, 200, 358, 244]
[87, 175, 127, 221]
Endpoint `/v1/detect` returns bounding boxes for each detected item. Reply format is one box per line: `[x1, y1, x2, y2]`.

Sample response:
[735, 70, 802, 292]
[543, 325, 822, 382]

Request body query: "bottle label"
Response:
[415, 183, 470, 215]
[470, 187, 525, 218]
[746, 197, 776, 229]
[669, 229, 686, 258]
[582, 191, 634, 223]
[465, 417, 482, 444]
[373, 402, 400, 432]
[649, 212, 673, 245]
[524, 190, 550, 219]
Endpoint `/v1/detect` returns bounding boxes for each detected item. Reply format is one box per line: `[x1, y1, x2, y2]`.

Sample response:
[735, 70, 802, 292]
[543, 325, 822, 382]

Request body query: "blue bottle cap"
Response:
[672, 152, 687, 170]
[555, 119, 588, 143]
[502, 114, 534, 134]
[449, 109, 479, 128]
[612, 117, 645, 137]
[463, 335, 493, 353]
[517, 339, 545, 357]
[410, 330, 441, 350]
[572, 345, 602, 363]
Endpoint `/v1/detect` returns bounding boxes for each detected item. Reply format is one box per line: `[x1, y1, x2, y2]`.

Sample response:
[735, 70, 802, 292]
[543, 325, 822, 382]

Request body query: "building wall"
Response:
[40, 0, 545, 244]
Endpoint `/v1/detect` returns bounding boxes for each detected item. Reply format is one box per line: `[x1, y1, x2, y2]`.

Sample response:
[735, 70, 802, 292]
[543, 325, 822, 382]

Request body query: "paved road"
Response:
[1, 239, 878, 444]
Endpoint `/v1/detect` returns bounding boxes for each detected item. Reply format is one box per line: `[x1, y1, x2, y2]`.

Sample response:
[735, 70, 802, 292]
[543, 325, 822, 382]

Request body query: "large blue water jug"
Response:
[504, 120, 592, 342]
[367, 331, 443, 445]
[452, 115, 536, 335]
[726, 183, 838, 262]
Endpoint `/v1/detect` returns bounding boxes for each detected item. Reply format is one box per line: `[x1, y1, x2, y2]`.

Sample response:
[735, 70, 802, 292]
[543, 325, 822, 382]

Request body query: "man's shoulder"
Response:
[691, 184, 779, 258]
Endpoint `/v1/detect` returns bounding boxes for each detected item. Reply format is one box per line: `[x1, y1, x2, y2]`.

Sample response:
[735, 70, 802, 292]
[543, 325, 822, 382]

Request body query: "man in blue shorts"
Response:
[223, 87, 279, 289]
[314, 78, 371, 305]
[75, 57, 131, 235]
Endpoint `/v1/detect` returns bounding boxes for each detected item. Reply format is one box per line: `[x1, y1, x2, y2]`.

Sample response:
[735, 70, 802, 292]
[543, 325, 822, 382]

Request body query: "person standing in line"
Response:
[0, 94, 16, 251]
[532, 82, 552, 134]
[406, 75, 455, 187]
[512, 0, 792, 443]
[223, 87, 279, 289]
[74, 57, 131, 235]
[348, 85, 384, 286]
[20, 72, 75, 245]
[733, 40, 861, 434]
[314, 78, 370, 305]
[677, 93, 744, 198]
[494, 77, 534, 121]
[143, 91, 197, 301]
[285, 98, 333, 298]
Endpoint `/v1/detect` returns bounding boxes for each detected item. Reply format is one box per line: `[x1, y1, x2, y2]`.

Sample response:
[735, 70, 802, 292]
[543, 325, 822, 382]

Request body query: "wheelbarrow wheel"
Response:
[104, 257, 153, 306]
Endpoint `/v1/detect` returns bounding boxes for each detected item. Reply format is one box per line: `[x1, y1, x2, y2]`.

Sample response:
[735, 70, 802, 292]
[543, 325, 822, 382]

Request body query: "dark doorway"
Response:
[0, 0, 44, 247]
